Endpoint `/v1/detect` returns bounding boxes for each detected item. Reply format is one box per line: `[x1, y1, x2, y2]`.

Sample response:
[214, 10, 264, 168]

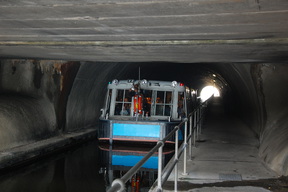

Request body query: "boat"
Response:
[98, 79, 195, 144]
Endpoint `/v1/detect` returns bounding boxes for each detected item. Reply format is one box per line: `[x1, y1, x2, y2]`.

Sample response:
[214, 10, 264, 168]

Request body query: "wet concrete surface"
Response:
[163, 176, 288, 192]
[161, 98, 287, 192]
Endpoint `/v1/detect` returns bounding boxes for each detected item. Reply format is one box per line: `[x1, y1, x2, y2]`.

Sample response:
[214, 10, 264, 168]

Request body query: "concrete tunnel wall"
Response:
[66, 62, 139, 131]
[258, 64, 288, 175]
[0, 60, 140, 151]
[0, 60, 60, 151]
[0, 59, 288, 176]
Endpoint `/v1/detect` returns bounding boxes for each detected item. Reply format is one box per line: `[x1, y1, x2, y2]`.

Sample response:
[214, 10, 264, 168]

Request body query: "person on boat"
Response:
[119, 98, 130, 116]
[143, 97, 151, 116]
[120, 107, 129, 115]
[177, 102, 186, 118]
[129, 84, 139, 96]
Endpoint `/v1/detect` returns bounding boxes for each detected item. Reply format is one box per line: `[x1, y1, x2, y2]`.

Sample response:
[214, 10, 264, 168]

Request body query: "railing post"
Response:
[189, 115, 192, 160]
[157, 142, 163, 192]
[174, 128, 179, 192]
[197, 108, 200, 139]
[193, 111, 196, 147]
[199, 107, 202, 134]
[183, 120, 188, 175]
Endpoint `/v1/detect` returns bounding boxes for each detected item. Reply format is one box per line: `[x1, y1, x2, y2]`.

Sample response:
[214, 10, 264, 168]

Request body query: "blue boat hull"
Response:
[98, 119, 183, 144]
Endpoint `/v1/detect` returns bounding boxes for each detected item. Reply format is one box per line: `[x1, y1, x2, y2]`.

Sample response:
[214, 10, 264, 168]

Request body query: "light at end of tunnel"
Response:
[200, 86, 220, 102]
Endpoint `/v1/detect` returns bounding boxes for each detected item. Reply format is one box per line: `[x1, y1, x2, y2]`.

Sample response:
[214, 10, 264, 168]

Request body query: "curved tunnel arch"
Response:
[66, 62, 259, 134]
[65, 62, 288, 174]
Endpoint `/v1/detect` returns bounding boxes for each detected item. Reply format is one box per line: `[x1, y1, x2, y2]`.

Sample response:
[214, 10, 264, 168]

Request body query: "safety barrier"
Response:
[107, 100, 208, 192]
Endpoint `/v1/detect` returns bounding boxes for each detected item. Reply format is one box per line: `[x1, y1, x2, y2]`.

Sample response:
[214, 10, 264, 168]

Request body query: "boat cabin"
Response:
[98, 79, 195, 144]
[100, 79, 188, 121]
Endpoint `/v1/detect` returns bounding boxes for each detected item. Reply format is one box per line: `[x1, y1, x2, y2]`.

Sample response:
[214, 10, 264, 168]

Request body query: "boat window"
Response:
[114, 89, 132, 116]
[151, 91, 173, 116]
[142, 90, 152, 116]
[177, 92, 186, 118]
[105, 89, 112, 115]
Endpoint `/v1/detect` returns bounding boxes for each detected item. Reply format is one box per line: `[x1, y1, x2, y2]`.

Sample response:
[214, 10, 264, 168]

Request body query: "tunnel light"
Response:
[180, 83, 184, 86]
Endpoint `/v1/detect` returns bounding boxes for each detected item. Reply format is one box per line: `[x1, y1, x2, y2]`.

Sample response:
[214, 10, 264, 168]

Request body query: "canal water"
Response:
[0, 140, 174, 192]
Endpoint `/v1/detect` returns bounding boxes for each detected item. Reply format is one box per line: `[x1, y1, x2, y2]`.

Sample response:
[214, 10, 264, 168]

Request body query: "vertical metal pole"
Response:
[158, 145, 163, 192]
[197, 108, 199, 139]
[193, 111, 196, 147]
[183, 120, 188, 175]
[189, 115, 192, 160]
[200, 107, 202, 134]
[175, 129, 178, 192]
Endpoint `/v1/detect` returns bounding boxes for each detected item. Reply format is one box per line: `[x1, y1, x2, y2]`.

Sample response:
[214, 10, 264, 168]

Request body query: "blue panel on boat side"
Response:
[112, 155, 158, 169]
[113, 123, 160, 137]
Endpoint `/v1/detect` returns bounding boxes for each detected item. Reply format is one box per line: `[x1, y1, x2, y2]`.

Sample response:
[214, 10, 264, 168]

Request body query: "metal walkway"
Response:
[161, 98, 278, 191]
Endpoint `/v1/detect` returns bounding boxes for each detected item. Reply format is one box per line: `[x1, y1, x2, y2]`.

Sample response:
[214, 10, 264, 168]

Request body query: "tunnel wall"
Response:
[65, 62, 139, 131]
[209, 64, 260, 136]
[258, 64, 288, 175]
[188, 63, 288, 175]
[217, 64, 288, 175]
[0, 60, 140, 152]
[0, 95, 56, 151]
[0, 59, 78, 151]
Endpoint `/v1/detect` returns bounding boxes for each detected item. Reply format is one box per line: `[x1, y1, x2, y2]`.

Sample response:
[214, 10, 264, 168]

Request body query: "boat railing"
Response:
[107, 100, 208, 192]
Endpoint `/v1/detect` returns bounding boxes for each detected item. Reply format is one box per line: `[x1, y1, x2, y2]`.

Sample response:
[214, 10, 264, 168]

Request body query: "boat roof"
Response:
[107, 79, 186, 91]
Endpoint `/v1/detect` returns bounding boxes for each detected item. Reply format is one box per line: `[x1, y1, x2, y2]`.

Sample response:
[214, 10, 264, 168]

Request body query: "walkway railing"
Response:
[107, 100, 208, 192]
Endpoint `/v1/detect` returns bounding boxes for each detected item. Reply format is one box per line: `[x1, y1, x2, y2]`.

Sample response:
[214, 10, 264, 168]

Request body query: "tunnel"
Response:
[0, 60, 287, 177]
[0, 0, 288, 189]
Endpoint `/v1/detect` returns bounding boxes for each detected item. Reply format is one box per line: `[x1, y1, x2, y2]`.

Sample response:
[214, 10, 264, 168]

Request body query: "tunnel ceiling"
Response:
[0, 0, 288, 63]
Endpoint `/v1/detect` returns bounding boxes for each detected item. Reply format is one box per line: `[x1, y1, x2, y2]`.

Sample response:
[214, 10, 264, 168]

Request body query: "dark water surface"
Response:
[0, 140, 174, 192]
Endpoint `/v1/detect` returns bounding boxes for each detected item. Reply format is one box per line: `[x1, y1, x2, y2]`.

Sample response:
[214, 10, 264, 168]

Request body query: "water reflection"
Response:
[99, 144, 174, 192]
[0, 140, 174, 192]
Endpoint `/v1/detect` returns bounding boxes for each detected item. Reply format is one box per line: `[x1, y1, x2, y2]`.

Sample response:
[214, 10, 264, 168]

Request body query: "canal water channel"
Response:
[0, 139, 174, 192]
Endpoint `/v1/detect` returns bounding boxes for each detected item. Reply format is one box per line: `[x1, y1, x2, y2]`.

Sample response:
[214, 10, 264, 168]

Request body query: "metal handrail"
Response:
[107, 141, 163, 192]
[107, 100, 208, 192]
[107, 126, 181, 192]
